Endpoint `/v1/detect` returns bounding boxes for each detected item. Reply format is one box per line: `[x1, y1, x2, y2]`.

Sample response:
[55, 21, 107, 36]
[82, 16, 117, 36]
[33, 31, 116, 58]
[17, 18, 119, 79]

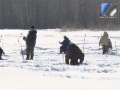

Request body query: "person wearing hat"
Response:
[26, 26, 37, 60]
[59, 36, 70, 54]
[99, 31, 109, 54]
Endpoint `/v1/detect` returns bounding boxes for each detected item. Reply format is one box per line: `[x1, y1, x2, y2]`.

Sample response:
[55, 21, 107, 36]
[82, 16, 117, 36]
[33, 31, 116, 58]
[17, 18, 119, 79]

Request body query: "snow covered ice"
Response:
[0, 29, 120, 90]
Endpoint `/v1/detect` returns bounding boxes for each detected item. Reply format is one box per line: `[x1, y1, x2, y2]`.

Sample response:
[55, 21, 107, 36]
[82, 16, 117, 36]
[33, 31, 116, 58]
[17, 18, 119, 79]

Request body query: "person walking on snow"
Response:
[0, 47, 5, 60]
[59, 36, 70, 54]
[26, 26, 37, 60]
[99, 31, 109, 54]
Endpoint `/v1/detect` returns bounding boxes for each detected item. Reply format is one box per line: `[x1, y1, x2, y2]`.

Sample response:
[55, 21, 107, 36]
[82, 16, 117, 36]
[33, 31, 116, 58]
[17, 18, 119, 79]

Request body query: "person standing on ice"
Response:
[0, 47, 5, 60]
[65, 42, 84, 65]
[99, 31, 109, 54]
[59, 36, 70, 54]
[26, 26, 37, 60]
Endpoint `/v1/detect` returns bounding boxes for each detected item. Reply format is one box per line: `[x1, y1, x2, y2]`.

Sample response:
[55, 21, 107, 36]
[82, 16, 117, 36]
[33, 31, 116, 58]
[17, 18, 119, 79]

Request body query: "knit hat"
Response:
[23, 36, 26, 40]
[31, 26, 34, 29]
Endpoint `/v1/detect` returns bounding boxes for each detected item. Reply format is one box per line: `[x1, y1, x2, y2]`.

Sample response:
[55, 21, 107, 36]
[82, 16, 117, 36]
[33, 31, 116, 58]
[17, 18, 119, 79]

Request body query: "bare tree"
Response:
[0, 0, 119, 30]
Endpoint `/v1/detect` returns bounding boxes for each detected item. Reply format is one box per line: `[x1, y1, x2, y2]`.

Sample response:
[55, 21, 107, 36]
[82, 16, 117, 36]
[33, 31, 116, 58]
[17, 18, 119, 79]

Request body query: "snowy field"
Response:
[0, 29, 120, 90]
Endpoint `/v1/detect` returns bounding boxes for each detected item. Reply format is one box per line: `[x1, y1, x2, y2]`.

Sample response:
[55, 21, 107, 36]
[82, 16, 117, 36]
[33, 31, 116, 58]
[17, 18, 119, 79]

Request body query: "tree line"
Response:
[0, 0, 119, 30]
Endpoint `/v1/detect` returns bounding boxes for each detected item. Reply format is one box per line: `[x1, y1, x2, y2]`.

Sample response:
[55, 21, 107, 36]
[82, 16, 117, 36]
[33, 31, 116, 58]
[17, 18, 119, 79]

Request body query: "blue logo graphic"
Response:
[100, 3, 111, 16]
[100, 3, 117, 18]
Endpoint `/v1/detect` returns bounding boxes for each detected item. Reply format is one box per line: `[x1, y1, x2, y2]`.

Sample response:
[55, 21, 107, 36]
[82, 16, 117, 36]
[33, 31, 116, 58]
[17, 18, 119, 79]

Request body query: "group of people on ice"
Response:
[0, 27, 112, 66]
[0, 26, 37, 60]
[23, 26, 37, 60]
[59, 31, 112, 65]
[59, 36, 84, 65]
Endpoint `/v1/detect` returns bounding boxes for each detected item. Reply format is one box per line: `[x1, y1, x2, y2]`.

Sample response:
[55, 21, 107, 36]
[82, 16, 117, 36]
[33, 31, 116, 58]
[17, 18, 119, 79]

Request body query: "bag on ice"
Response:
[20, 50, 27, 55]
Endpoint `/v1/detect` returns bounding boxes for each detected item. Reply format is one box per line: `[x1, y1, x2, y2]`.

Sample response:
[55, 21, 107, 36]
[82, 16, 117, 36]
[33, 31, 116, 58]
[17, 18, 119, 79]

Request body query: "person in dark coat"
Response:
[0, 47, 5, 60]
[65, 42, 84, 65]
[26, 26, 37, 60]
[59, 36, 70, 54]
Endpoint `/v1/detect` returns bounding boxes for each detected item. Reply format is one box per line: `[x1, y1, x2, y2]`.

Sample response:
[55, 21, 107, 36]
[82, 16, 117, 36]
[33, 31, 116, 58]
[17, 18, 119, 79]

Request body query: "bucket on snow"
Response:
[20, 50, 27, 55]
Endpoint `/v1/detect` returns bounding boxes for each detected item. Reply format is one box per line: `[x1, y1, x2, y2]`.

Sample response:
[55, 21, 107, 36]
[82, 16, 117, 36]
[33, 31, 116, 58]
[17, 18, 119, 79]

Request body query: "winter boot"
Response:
[30, 52, 34, 60]
[0, 55, 3, 60]
[60, 46, 63, 54]
[0, 55, 1, 59]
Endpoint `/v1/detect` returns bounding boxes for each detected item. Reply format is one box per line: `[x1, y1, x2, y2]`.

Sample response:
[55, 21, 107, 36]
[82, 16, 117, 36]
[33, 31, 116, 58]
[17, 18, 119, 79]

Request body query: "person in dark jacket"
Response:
[59, 36, 70, 54]
[26, 26, 37, 60]
[65, 42, 84, 65]
[0, 47, 5, 60]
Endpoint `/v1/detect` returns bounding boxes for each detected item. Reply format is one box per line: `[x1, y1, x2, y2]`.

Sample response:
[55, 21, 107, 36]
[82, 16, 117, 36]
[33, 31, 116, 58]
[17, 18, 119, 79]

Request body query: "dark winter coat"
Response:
[65, 43, 84, 65]
[0, 47, 4, 55]
[26, 30, 37, 47]
[60, 38, 70, 52]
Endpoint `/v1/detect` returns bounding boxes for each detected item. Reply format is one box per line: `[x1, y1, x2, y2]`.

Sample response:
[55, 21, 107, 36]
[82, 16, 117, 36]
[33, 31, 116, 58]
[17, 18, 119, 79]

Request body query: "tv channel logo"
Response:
[100, 3, 117, 18]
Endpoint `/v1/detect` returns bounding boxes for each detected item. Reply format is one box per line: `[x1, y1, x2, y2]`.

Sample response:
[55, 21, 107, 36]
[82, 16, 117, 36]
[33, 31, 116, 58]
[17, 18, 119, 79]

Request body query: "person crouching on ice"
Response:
[65, 42, 84, 65]
[59, 36, 70, 54]
[0, 47, 5, 60]
[107, 39, 112, 53]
